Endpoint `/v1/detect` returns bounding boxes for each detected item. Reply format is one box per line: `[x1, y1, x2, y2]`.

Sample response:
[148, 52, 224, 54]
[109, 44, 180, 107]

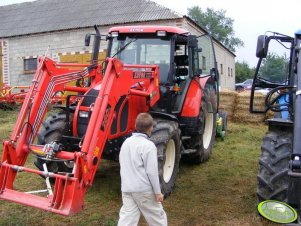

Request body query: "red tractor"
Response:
[0, 25, 220, 215]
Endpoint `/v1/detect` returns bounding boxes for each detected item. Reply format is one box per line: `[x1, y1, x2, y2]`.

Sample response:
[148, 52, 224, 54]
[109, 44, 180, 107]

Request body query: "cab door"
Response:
[195, 34, 219, 112]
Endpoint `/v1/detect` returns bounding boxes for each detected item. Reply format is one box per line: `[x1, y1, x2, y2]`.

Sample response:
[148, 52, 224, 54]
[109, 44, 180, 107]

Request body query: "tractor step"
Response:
[181, 136, 191, 141]
[182, 148, 196, 154]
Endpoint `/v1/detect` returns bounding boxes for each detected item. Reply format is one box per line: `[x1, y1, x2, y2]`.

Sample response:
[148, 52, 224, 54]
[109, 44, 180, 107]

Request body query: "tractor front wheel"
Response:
[150, 119, 181, 197]
[34, 112, 74, 175]
[257, 129, 292, 202]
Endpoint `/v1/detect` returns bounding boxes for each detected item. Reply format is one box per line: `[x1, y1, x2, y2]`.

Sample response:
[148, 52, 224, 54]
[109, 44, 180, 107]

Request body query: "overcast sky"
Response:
[1, 0, 300, 67]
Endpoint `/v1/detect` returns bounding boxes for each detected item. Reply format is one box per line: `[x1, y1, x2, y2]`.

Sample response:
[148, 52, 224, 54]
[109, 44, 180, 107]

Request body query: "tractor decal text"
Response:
[133, 71, 152, 79]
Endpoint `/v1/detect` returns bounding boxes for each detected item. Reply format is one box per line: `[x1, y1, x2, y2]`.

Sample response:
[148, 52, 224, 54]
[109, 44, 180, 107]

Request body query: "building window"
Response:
[231, 68, 233, 77]
[220, 64, 223, 75]
[24, 58, 37, 72]
[228, 67, 230, 76]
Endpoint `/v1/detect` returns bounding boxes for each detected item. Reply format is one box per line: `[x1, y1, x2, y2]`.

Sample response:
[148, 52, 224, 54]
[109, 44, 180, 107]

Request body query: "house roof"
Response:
[0, 0, 181, 38]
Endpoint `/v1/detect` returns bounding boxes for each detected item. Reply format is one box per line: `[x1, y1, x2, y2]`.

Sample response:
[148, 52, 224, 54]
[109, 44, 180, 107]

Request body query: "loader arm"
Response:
[77, 58, 160, 186]
[0, 57, 160, 215]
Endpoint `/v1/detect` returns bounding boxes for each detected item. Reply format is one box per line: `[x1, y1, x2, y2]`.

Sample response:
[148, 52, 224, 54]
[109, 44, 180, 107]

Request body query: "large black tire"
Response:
[184, 92, 217, 164]
[257, 129, 292, 202]
[34, 112, 74, 174]
[150, 119, 181, 197]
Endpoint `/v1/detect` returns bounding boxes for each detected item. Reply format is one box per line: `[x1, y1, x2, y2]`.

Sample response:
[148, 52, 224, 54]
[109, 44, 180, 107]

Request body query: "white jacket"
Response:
[119, 133, 161, 194]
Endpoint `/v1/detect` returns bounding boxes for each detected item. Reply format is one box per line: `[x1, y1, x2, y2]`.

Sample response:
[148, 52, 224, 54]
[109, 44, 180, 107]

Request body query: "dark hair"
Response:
[135, 113, 153, 133]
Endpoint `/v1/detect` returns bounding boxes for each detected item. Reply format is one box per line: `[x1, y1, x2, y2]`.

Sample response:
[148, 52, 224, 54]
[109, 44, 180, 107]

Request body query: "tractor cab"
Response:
[107, 26, 218, 114]
[250, 32, 294, 117]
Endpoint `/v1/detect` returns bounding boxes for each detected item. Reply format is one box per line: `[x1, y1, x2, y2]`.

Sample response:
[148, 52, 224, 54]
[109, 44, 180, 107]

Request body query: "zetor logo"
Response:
[129, 28, 144, 32]
[133, 71, 152, 79]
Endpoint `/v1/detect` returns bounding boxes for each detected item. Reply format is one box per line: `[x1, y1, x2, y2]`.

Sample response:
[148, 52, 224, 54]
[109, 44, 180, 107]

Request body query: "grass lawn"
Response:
[0, 109, 277, 225]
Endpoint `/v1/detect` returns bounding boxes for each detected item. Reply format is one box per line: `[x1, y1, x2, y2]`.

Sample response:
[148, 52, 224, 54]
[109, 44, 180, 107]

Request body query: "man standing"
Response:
[118, 113, 167, 226]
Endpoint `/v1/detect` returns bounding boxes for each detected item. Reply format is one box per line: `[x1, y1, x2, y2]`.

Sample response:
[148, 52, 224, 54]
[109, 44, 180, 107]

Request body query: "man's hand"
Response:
[156, 193, 164, 202]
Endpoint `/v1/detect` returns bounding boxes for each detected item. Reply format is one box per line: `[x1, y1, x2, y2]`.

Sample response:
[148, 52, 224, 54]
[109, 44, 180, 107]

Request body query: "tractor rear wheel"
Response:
[150, 119, 181, 197]
[257, 129, 292, 202]
[34, 112, 74, 174]
[186, 99, 217, 164]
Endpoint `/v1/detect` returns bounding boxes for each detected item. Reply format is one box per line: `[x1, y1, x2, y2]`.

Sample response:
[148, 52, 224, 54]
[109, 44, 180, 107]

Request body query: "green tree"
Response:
[235, 61, 255, 83]
[259, 53, 289, 83]
[188, 6, 243, 52]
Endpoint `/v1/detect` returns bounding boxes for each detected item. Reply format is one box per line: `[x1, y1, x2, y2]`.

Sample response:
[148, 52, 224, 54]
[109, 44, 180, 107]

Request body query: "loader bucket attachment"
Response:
[0, 57, 93, 215]
[0, 163, 85, 215]
[0, 142, 86, 215]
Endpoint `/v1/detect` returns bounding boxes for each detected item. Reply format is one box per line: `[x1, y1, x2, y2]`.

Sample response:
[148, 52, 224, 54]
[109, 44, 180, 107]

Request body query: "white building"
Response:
[0, 0, 235, 89]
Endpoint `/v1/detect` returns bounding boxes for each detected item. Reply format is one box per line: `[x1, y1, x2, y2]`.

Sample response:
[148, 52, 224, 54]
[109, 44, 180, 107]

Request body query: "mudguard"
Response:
[180, 76, 217, 117]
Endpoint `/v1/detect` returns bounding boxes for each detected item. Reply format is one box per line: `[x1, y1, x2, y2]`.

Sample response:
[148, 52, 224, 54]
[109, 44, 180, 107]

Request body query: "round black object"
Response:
[35, 112, 74, 176]
[150, 119, 181, 197]
[257, 129, 292, 203]
[184, 87, 217, 164]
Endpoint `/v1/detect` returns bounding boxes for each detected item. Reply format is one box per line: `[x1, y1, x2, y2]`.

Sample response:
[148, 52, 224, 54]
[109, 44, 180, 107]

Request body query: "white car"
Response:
[235, 79, 253, 92]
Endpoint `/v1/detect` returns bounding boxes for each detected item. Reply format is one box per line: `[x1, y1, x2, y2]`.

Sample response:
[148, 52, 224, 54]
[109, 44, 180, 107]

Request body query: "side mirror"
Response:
[256, 35, 268, 58]
[85, 33, 91, 46]
[210, 68, 219, 81]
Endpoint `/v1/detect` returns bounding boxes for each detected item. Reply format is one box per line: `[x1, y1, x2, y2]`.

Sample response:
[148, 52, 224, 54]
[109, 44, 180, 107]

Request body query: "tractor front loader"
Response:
[250, 29, 301, 223]
[0, 25, 220, 215]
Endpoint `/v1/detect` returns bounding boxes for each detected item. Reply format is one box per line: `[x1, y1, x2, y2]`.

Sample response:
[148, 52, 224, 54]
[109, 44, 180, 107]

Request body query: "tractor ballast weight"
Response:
[0, 25, 220, 215]
[250, 29, 301, 222]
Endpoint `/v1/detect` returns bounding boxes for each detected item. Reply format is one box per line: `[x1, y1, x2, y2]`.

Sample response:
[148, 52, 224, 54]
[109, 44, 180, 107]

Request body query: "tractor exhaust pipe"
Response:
[85, 25, 101, 65]
[91, 25, 101, 65]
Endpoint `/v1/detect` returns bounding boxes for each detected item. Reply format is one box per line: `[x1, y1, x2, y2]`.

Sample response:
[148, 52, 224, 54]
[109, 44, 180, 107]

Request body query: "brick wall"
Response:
[8, 27, 109, 86]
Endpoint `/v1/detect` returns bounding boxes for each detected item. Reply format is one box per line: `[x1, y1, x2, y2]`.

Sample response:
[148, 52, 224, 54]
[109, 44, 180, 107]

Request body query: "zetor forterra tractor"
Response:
[250, 30, 301, 220]
[0, 25, 220, 215]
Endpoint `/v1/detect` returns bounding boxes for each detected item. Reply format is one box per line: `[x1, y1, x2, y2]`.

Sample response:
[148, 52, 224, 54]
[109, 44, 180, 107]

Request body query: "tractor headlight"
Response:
[157, 30, 167, 37]
[79, 111, 89, 118]
[111, 32, 119, 37]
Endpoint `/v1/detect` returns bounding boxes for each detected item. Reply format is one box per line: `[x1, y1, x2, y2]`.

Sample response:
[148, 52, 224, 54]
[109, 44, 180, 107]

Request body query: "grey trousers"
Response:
[117, 192, 168, 226]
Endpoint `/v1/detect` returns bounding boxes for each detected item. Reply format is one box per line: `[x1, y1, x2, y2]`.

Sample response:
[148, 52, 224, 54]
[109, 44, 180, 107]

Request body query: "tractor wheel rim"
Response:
[203, 110, 214, 149]
[163, 139, 176, 183]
